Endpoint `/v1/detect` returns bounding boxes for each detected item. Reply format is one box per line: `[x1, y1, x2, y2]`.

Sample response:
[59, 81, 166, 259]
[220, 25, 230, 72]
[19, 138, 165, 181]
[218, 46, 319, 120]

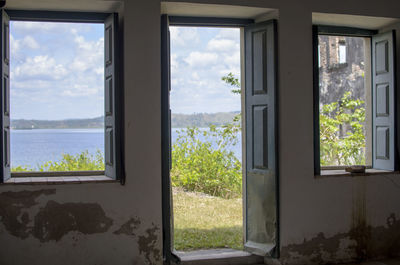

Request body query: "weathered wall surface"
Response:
[0, 1, 164, 265]
[0, 185, 162, 265]
[0, 0, 400, 265]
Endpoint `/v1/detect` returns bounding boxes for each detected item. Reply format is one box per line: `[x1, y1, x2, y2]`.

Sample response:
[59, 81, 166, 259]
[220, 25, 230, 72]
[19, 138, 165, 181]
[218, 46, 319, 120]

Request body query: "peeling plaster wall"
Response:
[0, 185, 163, 265]
[0, 1, 400, 265]
[0, 1, 163, 265]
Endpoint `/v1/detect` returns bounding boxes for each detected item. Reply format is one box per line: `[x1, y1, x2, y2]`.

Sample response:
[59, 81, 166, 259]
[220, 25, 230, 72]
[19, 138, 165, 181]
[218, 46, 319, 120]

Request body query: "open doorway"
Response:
[169, 26, 243, 251]
[161, 15, 279, 262]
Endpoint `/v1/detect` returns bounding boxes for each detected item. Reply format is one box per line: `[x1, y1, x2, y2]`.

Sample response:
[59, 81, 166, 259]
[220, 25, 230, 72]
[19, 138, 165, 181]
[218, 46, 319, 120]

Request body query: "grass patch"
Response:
[173, 188, 243, 251]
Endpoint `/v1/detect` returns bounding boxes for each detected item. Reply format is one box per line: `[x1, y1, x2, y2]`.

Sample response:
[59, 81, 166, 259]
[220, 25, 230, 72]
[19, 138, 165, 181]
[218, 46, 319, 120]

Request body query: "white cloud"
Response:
[10, 34, 19, 54]
[13, 21, 59, 31]
[216, 28, 240, 40]
[70, 36, 104, 73]
[223, 51, 241, 66]
[10, 34, 39, 53]
[62, 84, 98, 97]
[170, 27, 199, 46]
[171, 53, 179, 72]
[9, 21, 105, 119]
[22, 36, 40, 49]
[184, 52, 218, 67]
[170, 27, 241, 114]
[191, 72, 200, 80]
[13, 55, 67, 80]
[12, 21, 92, 35]
[207, 39, 238, 52]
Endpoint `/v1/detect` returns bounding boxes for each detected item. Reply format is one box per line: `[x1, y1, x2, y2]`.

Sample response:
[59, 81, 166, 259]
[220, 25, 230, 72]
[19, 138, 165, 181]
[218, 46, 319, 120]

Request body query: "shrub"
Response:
[320, 91, 366, 166]
[171, 125, 242, 199]
[12, 150, 104, 172]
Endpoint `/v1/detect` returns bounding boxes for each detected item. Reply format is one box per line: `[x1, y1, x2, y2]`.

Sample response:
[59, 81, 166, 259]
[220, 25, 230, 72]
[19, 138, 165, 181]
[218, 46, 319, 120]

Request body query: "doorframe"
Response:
[161, 15, 256, 264]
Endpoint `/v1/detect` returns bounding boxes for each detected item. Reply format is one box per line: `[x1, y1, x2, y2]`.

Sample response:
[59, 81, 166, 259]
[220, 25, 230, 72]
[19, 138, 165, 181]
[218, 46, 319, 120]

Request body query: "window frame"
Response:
[161, 15, 279, 264]
[313, 25, 397, 175]
[0, 9, 124, 183]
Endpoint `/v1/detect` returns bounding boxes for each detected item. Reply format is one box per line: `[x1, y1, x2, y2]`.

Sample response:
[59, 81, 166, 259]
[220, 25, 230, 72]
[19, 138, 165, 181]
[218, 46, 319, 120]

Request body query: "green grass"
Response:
[173, 187, 243, 251]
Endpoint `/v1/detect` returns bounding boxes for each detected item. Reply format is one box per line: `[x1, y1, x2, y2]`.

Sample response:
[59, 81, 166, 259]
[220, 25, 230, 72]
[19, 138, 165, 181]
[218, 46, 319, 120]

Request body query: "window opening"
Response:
[169, 26, 243, 252]
[338, 41, 347, 64]
[318, 35, 372, 168]
[9, 20, 105, 173]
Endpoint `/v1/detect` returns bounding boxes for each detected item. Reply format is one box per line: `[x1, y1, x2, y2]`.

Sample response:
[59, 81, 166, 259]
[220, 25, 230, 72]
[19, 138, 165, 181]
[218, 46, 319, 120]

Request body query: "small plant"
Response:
[221, 72, 241, 94]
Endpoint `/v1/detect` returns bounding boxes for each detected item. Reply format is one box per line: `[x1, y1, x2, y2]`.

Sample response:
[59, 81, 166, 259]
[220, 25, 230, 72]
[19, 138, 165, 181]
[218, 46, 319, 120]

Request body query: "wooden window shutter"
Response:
[244, 20, 279, 257]
[104, 13, 121, 180]
[0, 9, 10, 183]
[372, 31, 396, 170]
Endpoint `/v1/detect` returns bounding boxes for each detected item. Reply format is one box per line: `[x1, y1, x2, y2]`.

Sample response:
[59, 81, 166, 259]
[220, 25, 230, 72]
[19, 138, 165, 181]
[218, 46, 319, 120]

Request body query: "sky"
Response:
[10, 21, 104, 120]
[10, 23, 241, 120]
[170, 26, 241, 114]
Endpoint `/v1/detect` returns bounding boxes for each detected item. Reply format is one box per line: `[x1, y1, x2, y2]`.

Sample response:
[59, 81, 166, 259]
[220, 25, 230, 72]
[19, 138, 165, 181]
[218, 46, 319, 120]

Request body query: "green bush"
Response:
[12, 150, 104, 172]
[320, 91, 366, 166]
[171, 125, 242, 199]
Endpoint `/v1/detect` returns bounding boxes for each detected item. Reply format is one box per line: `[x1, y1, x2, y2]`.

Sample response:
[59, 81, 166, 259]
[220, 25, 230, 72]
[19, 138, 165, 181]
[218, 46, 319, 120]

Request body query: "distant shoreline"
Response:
[11, 111, 240, 130]
[11, 116, 104, 130]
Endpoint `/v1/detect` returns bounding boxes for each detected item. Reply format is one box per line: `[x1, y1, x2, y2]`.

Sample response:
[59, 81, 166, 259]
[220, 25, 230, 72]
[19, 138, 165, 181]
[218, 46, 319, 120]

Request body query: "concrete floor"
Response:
[345, 259, 400, 265]
[176, 249, 400, 265]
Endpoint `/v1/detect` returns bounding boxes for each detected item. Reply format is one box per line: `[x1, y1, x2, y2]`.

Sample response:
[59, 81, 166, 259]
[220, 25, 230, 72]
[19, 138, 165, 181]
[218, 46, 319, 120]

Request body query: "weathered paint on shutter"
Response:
[161, 13, 171, 253]
[161, 14, 180, 264]
[244, 20, 278, 257]
[0, 10, 10, 183]
[372, 31, 395, 170]
[104, 13, 118, 179]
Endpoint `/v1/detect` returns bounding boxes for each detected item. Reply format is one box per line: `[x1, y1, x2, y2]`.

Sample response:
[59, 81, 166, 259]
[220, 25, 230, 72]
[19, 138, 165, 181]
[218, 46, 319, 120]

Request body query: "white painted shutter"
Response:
[244, 20, 279, 257]
[0, 10, 10, 183]
[372, 31, 395, 170]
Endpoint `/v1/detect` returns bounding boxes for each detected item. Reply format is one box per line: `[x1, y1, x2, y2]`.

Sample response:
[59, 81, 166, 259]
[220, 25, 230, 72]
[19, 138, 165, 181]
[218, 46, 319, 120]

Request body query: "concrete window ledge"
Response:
[316, 169, 399, 178]
[3, 175, 116, 185]
[175, 249, 264, 265]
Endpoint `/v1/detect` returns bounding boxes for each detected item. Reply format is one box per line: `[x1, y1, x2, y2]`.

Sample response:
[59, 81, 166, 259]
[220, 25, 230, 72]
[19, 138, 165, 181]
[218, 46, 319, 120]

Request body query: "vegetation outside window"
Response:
[161, 16, 279, 262]
[314, 26, 396, 174]
[0, 10, 122, 183]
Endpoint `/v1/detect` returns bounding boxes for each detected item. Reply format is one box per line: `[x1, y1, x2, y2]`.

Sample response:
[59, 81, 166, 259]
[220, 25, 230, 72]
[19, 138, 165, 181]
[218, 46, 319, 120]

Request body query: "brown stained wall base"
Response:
[114, 217, 141, 235]
[32, 200, 113, 242]
[0, 191, 162, 265]
[0, 189, 56, 239]
[114, 218, 161, 265]
[0, 190, 113, 242]
[280, 213, 400, 265]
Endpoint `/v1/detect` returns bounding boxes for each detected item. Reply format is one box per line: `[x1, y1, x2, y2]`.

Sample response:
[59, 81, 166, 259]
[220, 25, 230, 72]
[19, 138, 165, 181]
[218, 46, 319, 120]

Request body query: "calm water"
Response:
[11, 128, 242, 169]
[11, 129, 104, 168]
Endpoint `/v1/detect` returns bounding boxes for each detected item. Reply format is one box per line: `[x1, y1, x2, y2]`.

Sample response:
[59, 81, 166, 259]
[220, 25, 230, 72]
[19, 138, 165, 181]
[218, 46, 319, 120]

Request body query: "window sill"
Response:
[3, 175, 116, 185]
[175, 249, 263, 265]
[317, 168, 398, 178]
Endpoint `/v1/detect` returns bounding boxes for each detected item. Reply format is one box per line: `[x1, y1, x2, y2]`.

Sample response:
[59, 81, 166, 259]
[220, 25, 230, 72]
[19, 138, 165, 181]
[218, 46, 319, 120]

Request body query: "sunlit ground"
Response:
[173, 187, 243, 251]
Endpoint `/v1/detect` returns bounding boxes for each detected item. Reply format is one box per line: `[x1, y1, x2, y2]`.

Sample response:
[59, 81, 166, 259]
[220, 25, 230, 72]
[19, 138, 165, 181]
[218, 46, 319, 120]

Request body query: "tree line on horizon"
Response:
[10, 111, 240, 129]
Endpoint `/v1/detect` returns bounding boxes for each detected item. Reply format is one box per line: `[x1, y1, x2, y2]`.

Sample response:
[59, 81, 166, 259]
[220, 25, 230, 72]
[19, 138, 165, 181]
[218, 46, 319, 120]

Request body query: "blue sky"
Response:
[10, 21, 104, 120]
[10, 23, 241, 120]
[170, 26, 241, 114]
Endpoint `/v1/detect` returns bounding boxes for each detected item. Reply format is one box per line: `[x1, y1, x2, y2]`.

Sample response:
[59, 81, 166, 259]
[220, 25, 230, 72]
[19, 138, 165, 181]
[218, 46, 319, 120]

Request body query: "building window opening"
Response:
[170, 26, 243, 251]
[338, 41, 347, 64]
[10, 21, 105, 173]
[319, 35, 371, 168]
